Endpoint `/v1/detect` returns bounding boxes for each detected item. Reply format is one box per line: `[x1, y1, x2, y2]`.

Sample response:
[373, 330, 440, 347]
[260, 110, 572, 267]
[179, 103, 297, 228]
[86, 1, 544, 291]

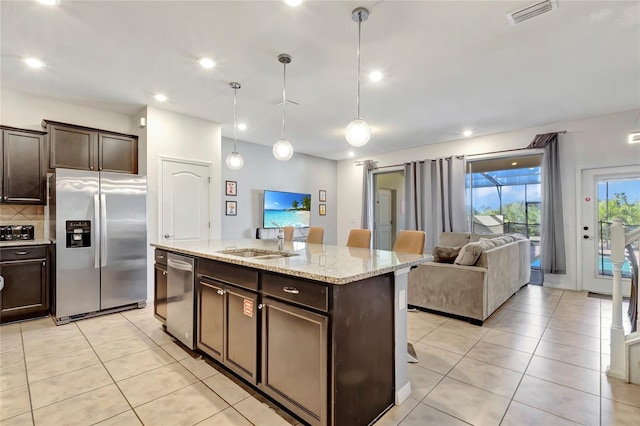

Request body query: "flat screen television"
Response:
[263, 190, 311, 228]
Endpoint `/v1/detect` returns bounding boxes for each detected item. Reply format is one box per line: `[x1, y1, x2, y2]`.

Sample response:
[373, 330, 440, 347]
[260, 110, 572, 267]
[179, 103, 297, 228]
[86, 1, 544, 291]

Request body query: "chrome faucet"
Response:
[272, 222, 284, 250]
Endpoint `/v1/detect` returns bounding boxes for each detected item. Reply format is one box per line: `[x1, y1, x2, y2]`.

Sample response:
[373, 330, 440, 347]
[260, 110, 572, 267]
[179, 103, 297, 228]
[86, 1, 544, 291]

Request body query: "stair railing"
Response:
[608, 218, 640, 381]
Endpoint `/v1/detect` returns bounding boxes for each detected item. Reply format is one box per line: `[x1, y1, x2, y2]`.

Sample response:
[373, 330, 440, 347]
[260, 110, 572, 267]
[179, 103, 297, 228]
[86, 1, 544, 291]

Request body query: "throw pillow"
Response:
[432, 246, 462, 263]
[454, 242, 484, 265]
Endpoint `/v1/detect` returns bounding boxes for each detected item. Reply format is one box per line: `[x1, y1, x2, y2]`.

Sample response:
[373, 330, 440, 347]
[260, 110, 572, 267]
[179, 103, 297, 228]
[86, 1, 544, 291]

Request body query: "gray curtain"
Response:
[360, 160, 376, 234]
[528, 133, 566, 274]
[404, 156, 467, 250]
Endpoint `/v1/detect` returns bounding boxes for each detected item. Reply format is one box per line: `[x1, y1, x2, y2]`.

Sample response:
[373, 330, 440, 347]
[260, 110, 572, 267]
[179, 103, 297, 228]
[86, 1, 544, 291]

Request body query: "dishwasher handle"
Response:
[167, 258, 194, 272]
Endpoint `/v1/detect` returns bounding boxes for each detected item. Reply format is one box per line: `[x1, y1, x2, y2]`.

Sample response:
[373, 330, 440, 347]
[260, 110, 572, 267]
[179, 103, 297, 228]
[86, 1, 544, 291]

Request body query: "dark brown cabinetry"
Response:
[0, 245, 50, 323]
[197, 259, 259, 384]
[155, 249, 395, 426]
[0, 126, 46, 204]
[154, 250, 167, 323]
[43, 120, 138, 174]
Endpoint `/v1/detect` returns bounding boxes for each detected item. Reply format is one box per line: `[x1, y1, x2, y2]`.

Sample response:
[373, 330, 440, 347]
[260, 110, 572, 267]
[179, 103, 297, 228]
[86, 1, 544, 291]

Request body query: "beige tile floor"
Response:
[1, 285, 640, 425]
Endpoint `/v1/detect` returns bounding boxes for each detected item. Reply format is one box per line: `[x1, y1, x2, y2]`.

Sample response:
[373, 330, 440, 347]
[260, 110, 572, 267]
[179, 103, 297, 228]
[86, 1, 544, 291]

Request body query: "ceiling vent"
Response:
[507, 0, 558, 25]
[629, 131, 640, 144]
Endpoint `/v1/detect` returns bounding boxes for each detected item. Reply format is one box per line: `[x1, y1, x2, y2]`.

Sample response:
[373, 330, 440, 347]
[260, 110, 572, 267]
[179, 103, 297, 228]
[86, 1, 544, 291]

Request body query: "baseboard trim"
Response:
[396, 381, 412, 404]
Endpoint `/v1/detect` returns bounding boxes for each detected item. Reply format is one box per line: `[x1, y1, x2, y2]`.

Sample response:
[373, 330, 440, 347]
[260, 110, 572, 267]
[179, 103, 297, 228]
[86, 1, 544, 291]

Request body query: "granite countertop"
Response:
[152, 239, 432, 285]
[0, 239, 51, 247]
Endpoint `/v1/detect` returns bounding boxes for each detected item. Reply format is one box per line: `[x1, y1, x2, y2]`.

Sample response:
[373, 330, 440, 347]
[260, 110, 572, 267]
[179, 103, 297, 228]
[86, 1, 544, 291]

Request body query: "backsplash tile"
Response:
[0, 204, 45, 239]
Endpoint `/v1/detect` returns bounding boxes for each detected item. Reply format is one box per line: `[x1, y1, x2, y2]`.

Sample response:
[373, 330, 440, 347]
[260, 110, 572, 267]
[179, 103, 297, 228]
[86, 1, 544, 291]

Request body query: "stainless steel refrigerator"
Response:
[50, 168, 147, 324]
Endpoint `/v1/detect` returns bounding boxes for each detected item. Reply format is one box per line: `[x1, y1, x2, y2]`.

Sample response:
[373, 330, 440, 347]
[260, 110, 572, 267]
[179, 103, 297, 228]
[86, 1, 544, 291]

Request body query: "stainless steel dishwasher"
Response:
[167, 253, 196, 349]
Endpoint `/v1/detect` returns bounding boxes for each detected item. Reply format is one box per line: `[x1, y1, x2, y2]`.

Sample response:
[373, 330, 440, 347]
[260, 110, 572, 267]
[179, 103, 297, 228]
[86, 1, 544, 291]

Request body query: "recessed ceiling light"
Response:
[463, 130, 473, 137]
[154, 94, 168, 102]
[24, 57, 45, 69]
[237, 123, 247, 131]
[369, 71, 382, 82]
[197, 57, 215, 69]
[284, 0, 303, 6]
[348, 151, 355, 158]
[38, 0, 60, 5]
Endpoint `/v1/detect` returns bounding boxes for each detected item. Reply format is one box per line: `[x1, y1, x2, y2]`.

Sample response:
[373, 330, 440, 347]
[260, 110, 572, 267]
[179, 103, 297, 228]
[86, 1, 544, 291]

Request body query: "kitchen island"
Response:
[152, 239, 430, 426]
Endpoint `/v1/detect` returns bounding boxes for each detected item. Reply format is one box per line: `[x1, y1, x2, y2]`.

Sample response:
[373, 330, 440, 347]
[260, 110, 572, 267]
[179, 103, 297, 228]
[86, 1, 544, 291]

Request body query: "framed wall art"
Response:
[226, 201, 237, 216]
[319, 204, 326, 216]
[319, 189, 326, 202]
[225, 181, 237, 196]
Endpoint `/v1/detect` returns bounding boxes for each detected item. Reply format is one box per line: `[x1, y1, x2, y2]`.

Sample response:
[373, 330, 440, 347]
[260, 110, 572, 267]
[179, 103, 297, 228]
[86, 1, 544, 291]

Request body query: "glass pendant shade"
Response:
[273, 138, 294, 161]
[227, 81, 244, 170]
[345, 118, 371, 147]
[226, 151, 244, 170]
[273, 54, 294, 161]
[345, 7, 371, 148]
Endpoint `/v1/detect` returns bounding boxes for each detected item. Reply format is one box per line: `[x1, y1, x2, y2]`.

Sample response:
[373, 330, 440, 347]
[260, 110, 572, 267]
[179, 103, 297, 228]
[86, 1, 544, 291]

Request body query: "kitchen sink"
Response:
[218, 248, 299, 260]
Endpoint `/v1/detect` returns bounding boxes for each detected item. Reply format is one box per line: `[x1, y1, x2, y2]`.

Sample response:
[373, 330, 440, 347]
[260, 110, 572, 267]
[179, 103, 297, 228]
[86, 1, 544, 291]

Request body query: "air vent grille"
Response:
[507, 0, 557, 25]
[629, 131, 640, 144]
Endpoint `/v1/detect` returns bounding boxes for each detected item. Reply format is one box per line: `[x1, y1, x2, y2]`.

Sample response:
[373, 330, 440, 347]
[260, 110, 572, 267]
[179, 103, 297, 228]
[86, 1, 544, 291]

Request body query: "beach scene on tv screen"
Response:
[264, 191, 311, 228]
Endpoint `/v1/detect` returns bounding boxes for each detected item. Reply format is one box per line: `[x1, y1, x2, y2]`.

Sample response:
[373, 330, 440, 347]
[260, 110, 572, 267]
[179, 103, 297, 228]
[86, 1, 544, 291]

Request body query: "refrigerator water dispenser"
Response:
[66, 220, 91, 248]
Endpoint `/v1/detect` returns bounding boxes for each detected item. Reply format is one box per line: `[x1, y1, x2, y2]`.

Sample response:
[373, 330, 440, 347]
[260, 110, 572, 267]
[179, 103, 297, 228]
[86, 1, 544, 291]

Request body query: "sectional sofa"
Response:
[407, 232, 531, 324]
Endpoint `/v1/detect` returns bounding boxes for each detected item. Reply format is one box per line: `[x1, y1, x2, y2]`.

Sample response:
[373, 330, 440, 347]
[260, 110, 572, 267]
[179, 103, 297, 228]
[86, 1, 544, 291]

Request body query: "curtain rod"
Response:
[356, 130, 567, 166]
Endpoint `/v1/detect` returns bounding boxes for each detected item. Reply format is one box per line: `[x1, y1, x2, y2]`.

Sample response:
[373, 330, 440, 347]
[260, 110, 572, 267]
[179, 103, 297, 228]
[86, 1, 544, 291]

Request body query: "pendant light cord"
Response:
[233, 87, 238, 152]
[356, 11, 362, 119]
[282, 61, 287, 138]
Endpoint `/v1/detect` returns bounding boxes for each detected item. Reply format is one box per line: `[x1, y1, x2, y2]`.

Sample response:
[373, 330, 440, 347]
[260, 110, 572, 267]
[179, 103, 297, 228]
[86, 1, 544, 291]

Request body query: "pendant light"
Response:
[345, 7, 371, 147]
[226, 82, 244, 170]
[273, 53, 294, 161]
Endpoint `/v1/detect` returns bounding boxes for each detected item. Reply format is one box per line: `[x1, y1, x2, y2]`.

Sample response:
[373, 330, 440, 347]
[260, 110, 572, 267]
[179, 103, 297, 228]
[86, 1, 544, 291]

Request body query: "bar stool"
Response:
[392, 230, 426, 255]
[393, 230, 426, 363]
[346, 229, 371, 248]
[306, 227, 324, 244]
[283, 226, 294, 242]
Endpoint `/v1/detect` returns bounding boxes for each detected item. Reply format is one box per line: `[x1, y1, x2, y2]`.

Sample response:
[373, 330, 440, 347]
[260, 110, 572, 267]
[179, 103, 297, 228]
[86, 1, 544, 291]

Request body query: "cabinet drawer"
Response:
[155, 249, 168, 265]
[1, 246, 47, 261]
[198, 258, 258, 291]
[262, 272, 328, 312]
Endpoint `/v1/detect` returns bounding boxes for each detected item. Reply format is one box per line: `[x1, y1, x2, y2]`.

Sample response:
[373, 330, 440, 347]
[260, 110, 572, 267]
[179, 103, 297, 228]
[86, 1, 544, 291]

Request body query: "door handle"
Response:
[100, 193, 107, 267]
[94, 194, 100, 269]
[164, 234, 174, 239]
[167, 258, 193, 272]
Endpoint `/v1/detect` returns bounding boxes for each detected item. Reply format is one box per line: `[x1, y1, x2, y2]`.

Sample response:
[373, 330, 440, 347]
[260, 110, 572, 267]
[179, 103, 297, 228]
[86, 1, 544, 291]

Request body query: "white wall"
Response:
[221, 137, 338, 244]
[144, 106, 222, 299]
[338, 109, 640, 290]
[0, 89, 133, 134]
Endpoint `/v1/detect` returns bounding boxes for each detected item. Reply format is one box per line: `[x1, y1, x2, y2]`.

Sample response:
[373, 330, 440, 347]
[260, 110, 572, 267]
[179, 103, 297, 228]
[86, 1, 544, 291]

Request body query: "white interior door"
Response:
[160, 158, 210, 241]
[375, 188, 393, 250]
[580, 165, 640, 295]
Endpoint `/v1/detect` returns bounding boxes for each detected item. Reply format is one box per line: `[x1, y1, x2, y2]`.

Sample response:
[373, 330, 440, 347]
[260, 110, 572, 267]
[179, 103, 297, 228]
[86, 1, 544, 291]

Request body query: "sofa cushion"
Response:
[432, 246, 462, 263]
[470, 233, 503, 243]
[454, 240, 494, 265]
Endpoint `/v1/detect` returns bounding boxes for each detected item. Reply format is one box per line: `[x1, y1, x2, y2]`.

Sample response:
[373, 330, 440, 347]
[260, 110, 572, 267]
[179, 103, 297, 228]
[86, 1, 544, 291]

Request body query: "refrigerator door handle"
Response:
[101, 193, 107, 268]
[94, 194, 100, 269]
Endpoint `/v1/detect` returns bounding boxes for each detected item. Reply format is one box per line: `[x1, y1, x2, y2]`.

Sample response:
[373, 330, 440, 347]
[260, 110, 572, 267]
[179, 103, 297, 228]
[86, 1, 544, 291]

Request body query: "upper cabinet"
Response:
[0, 126, 47, 204]
[42, 120, 138, 174]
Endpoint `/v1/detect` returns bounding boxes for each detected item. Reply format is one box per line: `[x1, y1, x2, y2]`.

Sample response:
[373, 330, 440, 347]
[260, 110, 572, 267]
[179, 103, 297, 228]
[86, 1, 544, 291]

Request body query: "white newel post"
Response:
[608, 217, 626, 380]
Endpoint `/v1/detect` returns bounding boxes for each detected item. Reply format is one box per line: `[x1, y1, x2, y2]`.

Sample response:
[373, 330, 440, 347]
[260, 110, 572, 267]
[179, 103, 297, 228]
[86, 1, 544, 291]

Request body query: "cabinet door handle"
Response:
[258, 303, 266, 310]
[283, 287, 299, 294]
[42, 261, 46, 267]
[157, 255, 164, 259]
[14, 251, 28, 256]
[217, 289, 226, 295]
[162, 270, 167, 276]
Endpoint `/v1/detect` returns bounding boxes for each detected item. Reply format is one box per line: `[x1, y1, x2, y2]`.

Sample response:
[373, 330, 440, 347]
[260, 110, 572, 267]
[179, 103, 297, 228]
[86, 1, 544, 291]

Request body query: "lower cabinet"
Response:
[198, 276, 258, 384]
[260, 297, 328, 426]
[0, 245, 49, 323]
